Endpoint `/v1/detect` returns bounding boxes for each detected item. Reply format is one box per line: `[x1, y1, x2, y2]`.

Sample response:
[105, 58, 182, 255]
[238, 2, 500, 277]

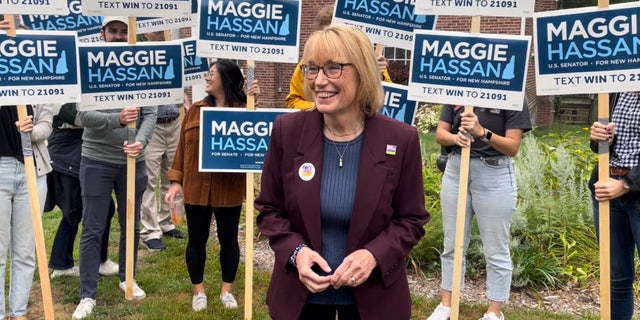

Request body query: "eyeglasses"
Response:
[301, 63, 352, 80]
[205, 71, 216, 79]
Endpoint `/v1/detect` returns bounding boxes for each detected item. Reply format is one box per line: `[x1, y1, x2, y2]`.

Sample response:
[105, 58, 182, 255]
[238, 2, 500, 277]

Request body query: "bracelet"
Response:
[289, 243, 308, 267]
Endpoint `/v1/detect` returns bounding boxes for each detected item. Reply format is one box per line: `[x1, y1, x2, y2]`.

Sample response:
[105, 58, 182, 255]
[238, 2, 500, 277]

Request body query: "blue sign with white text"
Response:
[79, 43, 183, 94]
[200, 108, 295, 172]
[332, 0, 436, 50]
[408, 30, 530, 110]
[22, 0, 104, 42]
[334, 0, 435, 33]
[381, 83, 417, 126]
[534, 3, 640, 95]
[196, 0, 301, 62]
[183, 39, 209, 86]
[411, 32, 529, 92]
[0, 32, 79, 86]
[78, 42, 184, 110]
[199, 0, 298, 46]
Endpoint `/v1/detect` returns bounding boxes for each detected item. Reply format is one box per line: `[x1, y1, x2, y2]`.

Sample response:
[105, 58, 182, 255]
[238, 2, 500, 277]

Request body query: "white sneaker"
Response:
[219, 292, 238, 309]
[427, 303, 451, 320]
[51, 266, 80, 279]
[119, 281, 147, 300]
[98, 259, 119, 276]
[192, 292, 208, 312]
[479, 312, 505, 320]
[72, 297, 96, 319]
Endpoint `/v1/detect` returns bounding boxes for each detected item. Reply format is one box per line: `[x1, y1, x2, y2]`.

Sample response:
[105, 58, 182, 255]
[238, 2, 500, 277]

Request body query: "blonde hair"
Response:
[302, 25, 384, 116]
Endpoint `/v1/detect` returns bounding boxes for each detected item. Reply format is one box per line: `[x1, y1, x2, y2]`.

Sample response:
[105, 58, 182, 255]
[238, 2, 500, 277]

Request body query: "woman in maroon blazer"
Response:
[255, 25, 430, 320]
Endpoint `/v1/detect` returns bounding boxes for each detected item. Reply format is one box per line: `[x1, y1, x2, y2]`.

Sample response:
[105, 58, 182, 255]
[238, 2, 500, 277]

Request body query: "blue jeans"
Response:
[78, 157, 146, 299]
[593, 188, 640, 320]
[0, 157, 46, 318]
[439, 153, 517, 302]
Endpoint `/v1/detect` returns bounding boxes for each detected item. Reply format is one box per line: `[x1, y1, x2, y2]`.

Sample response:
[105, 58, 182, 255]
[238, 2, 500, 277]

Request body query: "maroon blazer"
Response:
[255, 109, 429, 320]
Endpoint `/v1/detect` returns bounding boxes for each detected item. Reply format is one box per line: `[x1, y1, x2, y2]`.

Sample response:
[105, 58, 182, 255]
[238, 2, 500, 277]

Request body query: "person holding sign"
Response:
[285, 5, 391, 110]
[428, 102, 531, 320]
[255, 25, 428, 320]
[589, 92, 640, 320]
[72, 16, 157, 320]
[0, 104, 52, 320]
[165, 60, 260, 312]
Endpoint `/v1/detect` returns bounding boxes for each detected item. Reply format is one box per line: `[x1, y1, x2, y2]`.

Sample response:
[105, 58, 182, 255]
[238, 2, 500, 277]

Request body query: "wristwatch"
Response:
[480, 129, 493, 142]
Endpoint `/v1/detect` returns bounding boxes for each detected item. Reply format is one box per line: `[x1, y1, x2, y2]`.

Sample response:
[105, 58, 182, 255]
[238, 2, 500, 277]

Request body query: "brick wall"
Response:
[193, 0, 559, 125]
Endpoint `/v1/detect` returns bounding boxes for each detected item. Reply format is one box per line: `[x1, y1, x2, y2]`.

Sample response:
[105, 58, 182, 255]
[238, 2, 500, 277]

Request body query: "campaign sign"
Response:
[332, 0, 436, 51]
[381, 82, 418, 125]
[197, 0, 301, 63]
[1, 0, 68, 15]
[182, 38, 209, 86]
[136, 16, 196, 34]
[414, 0, 534, 17]
[22, 0, 103, 43]
[200, 108, 296, 173]
[78, 42, 184, 110]
[534, 3, 640, 95]
[409, 30, 530, 111]
[82, 0, 191, 18]
[0, 31, 80, 105]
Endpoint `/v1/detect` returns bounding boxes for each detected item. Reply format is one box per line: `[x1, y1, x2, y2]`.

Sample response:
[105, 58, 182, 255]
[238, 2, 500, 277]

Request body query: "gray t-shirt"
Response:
[440, 101, 532, 158]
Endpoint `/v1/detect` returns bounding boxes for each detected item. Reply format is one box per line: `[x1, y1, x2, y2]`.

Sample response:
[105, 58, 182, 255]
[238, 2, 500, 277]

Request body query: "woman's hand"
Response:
[165, 182, 184, 204]
[295, 247, 332, 293]
[459, 111, 485, 138]
[590, 121, 614, 143]
[330, 249, 377, 288]
[15, 115, 33, 133]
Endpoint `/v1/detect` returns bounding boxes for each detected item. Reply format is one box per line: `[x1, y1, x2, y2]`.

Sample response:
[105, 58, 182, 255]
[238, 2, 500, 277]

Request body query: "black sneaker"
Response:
[163, 229, 186, 239]
[144, 238, 166, 251]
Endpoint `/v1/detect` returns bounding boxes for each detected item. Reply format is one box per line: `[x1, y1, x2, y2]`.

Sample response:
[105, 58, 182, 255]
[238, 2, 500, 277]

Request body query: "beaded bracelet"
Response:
[289, 243, 308, 267]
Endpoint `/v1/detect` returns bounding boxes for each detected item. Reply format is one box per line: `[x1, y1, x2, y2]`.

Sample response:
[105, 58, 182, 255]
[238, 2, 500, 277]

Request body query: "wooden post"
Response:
[595, 2, 611, 319]
[244, 59, 255, 320]
[450, 15, 481, 320]
[123, 16, 138, 301]
[17, 106, 56, 320]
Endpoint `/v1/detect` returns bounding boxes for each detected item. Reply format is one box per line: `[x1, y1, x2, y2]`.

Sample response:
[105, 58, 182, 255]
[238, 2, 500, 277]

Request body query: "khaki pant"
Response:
[140, 119, 181, 241]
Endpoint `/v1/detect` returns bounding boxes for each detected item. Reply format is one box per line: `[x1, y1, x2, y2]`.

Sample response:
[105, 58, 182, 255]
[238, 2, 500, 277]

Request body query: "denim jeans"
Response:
[593, 188, 640, 320]
[78, 157, 146, 299]
[439, 152, 517, 302]
[0, 157, 46, 318]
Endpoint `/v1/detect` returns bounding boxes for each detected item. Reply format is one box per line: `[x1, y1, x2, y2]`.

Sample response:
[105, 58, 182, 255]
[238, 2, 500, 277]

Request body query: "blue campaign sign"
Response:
[332, 0, 436, 50]
[182, 38, 209, 86]
[409, 30, 530, 111]
[197, 0, 301, 63]
[0, 31, 80, 105]
[200, 108, 296, 173]
[78, 42, 184, 110]
[381, 82, 418, 126]
[22, 0, 104, 43]
[534, 3, 640, 95]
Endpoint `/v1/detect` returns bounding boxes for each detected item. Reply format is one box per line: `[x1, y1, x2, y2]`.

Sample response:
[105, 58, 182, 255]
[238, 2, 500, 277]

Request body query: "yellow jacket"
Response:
[285, 60, 392, 110]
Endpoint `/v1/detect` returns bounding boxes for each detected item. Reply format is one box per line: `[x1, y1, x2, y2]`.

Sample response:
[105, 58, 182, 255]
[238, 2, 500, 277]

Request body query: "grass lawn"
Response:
[29, 211, 597, 318]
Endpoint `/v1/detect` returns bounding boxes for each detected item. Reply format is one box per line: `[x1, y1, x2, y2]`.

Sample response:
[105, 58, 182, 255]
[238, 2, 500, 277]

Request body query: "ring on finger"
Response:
[350, 276, 357, 285]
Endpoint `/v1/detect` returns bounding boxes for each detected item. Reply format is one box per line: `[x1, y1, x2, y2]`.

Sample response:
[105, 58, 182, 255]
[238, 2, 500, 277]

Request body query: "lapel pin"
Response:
[386, 144, 397, 155]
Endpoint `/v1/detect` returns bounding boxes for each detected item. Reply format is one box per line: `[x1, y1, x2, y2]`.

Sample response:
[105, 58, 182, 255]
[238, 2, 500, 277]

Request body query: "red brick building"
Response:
[186, 0, 560, 126]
